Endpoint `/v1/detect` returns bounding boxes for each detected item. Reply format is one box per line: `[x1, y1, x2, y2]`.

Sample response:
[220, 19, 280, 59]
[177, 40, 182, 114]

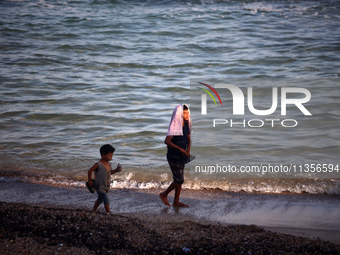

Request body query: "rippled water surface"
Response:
[1, 0, 339, 193]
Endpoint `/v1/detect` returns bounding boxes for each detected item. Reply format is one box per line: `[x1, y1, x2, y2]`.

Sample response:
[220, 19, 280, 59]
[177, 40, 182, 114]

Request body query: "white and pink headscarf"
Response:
[166, 104, 192, 136]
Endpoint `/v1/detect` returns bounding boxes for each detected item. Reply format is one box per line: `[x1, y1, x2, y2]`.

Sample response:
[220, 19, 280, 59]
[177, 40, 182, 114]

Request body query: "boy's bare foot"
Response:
[173, 202, 189, 207]
[159, 192, 171, 206]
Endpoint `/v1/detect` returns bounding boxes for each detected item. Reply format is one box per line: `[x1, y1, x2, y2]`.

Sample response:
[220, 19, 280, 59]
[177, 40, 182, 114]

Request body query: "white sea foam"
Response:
[7, 174, 338, 195]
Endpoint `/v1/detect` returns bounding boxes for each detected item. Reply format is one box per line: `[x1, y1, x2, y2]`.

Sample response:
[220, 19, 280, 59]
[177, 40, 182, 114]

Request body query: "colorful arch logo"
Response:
[197, 82, 223, 106]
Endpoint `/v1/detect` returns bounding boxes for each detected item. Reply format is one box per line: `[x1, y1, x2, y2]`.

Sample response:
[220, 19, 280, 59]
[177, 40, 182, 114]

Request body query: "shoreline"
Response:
[1, 171, 339, 195]
[1, 201, 339, 254]
[0, 180, 340, 249]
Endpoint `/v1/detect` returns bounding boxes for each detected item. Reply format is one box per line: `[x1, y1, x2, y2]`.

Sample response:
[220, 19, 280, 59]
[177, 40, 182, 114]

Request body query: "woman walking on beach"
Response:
[159, 104, 192, 207]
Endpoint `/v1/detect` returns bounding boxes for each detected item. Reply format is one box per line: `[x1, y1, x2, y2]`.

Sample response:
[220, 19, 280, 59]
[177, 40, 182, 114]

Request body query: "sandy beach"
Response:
[1, 201, 339, 255]
[1, 0, 340, 254]
[0, 180, 339, 254]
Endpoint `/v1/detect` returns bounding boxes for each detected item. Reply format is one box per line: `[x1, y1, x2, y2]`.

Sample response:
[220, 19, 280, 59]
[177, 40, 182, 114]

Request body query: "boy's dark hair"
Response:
[183, 104, 188, 110]
[100, 144, 115, 156]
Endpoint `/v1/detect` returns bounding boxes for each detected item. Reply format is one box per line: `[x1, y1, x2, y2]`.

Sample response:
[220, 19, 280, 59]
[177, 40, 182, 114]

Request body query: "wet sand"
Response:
[0, 180, 339, 254]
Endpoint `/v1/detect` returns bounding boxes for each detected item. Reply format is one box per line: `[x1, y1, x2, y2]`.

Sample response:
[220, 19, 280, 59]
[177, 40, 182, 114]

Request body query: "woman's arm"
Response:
[186, 135, 191, 156]
[164, 136, 189, 156]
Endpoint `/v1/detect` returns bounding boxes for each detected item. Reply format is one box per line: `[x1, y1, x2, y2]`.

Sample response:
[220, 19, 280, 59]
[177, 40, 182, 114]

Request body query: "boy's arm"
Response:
[164, 136, 189, 156]
[88, 163, 98, 186]
[111, 163, 122, 175]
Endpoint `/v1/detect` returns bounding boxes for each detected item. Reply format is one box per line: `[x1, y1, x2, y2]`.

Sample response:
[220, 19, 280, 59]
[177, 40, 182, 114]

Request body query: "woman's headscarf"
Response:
[166, 104, 192, 136]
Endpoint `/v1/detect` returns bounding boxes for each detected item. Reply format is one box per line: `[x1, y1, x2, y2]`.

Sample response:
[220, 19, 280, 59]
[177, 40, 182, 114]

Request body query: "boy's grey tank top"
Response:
[95, 161, 111, 192]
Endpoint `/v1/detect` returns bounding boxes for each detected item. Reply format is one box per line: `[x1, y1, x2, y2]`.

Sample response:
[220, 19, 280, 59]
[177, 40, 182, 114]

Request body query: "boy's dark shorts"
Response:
[168, 160, 185, 184]
[96, 191, 110, 205]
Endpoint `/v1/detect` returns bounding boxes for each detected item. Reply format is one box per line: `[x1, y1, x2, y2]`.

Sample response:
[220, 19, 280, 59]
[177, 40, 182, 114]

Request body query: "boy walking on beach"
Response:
[87, 144, 122, 214]
[159, 104, 192, 207]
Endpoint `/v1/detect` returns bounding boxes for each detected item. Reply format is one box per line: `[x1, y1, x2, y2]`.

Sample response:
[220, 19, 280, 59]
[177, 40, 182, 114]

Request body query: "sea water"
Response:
[0, 0, 339, 194]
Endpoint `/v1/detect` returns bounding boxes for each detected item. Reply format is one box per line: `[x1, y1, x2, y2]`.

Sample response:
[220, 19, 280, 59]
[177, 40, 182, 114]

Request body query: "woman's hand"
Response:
[180, 148, 190, 157]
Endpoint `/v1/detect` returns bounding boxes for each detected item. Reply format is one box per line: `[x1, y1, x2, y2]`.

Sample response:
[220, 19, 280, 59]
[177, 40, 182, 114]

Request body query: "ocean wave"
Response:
[2, 174, 338, 195]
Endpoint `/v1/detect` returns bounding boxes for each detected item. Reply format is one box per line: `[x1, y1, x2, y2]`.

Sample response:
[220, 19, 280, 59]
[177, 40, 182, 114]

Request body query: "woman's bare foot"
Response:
[173, 201, 189, 207]
[159, 192, 171, 206]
